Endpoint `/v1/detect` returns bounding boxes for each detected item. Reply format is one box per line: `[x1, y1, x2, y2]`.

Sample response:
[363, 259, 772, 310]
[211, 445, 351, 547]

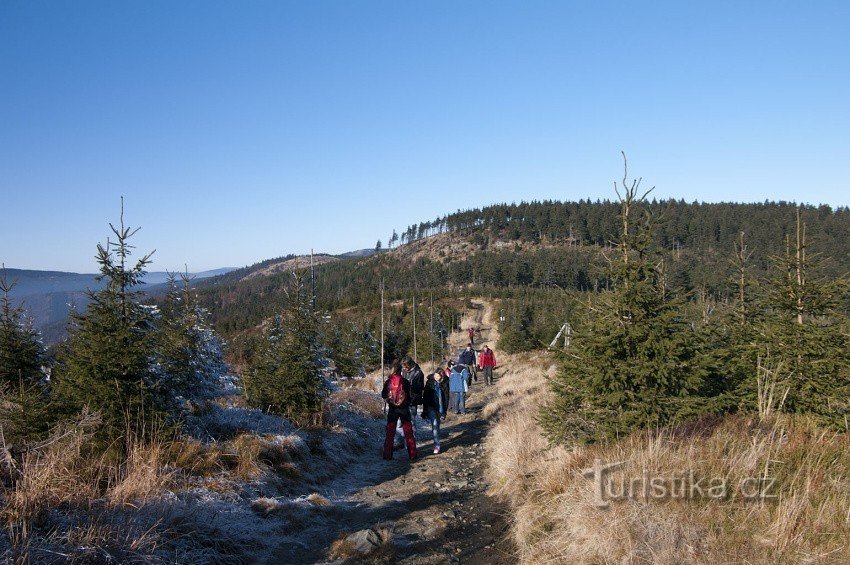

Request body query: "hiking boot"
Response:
[433, 445, 440, 454]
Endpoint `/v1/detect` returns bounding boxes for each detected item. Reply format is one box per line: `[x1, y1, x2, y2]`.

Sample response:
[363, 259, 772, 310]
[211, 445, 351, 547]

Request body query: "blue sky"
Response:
[2, 1, 848, 272]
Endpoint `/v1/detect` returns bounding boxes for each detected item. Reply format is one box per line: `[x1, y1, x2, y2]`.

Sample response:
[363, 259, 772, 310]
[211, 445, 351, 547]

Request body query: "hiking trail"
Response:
[274, 300, 515, 564]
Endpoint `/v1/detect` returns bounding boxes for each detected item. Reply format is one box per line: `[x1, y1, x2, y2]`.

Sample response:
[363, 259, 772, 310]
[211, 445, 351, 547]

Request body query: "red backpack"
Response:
[386, 374, 407, 407]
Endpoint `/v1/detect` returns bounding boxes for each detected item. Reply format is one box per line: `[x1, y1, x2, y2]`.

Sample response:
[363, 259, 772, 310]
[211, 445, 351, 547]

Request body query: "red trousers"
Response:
[383, 406, 416, 460]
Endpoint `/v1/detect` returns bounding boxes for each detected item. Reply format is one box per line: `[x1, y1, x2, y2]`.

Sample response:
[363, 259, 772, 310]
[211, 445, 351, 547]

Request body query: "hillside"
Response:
[194, 199, 850, 361]
[241, 254, 340, 281]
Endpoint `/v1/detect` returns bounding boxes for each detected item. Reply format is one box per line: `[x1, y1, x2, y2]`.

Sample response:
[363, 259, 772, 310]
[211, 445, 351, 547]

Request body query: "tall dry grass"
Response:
[0, 409, 180, 560]
[484, 352, 850, 563]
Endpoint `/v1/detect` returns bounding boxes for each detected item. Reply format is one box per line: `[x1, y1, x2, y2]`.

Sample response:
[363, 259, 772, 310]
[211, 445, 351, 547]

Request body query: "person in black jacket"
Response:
[396, 356, 425, 444]
[458, 344, 478, 383]
[421, 369, 450, 454]
[381, 359, 416, 460]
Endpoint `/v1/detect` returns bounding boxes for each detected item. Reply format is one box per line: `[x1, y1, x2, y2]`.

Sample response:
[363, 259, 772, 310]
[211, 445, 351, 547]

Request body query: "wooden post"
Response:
[309, 249, 313, 304]
[429, 292, 435, 370]
[380, 278, 385, 380]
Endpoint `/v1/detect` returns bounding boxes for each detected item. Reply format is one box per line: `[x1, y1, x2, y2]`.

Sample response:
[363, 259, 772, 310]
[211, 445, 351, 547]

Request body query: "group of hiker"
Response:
[380, 337, 498, 461]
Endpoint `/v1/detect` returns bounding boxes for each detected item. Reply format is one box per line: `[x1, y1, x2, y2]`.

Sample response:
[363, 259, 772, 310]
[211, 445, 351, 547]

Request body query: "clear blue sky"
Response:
[2, 1, 848, 272]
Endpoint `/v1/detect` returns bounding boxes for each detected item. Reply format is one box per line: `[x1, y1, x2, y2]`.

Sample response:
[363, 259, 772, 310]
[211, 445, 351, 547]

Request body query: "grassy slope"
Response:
[482, 303, 850, 564]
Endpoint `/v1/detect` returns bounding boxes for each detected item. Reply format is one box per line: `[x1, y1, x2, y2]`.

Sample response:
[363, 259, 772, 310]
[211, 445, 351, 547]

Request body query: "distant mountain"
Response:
[3, 267, 237, 345]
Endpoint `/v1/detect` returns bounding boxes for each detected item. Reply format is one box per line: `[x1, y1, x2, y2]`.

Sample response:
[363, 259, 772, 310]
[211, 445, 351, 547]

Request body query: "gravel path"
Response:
[271, 301, 515, 564]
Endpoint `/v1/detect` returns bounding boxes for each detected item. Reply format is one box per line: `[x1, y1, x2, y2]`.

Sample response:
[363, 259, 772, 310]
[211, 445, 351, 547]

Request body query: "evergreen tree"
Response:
[755, 209, 850, 425]
[542, 158, 709, 444]
[243, 273, 328, 426]
[0, 268, 52, 444]
[0, 269, 43, 389]
[53, 204, 160, 442]
[498, 303, 536, 353]
[154, 272, 228, 412]
[324, 319, 369, 378]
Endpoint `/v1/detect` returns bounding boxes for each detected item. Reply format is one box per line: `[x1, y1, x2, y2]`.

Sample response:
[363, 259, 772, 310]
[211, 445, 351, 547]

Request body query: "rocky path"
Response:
[273, 301, 514, 564]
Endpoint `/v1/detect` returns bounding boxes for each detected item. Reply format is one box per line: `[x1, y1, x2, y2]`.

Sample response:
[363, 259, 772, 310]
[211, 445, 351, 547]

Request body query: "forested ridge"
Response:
[195, 199, 850, 363]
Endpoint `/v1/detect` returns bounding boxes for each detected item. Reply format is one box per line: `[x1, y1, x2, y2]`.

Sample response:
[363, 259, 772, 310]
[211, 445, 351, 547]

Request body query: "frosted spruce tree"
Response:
[153, 271, 229, 413]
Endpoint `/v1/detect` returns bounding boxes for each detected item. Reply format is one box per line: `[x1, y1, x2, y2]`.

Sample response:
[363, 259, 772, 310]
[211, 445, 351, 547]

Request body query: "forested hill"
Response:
[196, 199, 850, 348]
[391, 199, 850, 259]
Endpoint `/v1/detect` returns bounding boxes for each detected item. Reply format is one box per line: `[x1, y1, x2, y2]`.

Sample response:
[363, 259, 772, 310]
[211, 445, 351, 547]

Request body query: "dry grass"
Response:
[167, 437, 227, 477]
[0, 410, 178, 560]
[229, 432, 302, 481]
[306, 492, 330, 507]
[1, 410, 104, 544]
[251, 496, 284, 514]
[330, 388, 384, 418]
[484, 351, 850, 564]
[108, 439, 175, 507]
[327, 526, 394, 562]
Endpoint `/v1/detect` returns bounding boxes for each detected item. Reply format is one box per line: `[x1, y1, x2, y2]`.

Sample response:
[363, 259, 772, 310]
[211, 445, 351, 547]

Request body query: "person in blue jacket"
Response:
[447, 361, 469, 415]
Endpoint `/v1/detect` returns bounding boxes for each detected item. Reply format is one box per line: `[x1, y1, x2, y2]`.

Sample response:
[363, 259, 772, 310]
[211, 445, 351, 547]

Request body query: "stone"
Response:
[345, 528, 383, 555]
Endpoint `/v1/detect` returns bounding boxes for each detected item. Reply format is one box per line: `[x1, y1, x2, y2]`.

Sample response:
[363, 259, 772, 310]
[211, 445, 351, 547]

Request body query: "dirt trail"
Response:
[274, 301, 515, 564]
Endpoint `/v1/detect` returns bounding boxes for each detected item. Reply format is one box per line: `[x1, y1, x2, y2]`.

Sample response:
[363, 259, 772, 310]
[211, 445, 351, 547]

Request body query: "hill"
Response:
[241, 254, 340, 281]
[194, 199, 850, 360]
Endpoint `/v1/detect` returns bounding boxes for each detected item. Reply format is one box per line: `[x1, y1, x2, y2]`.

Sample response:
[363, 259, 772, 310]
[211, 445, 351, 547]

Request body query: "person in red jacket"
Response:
[479, 345, 497, 386]
[381, 359, 417, 460]
[467, 327, 476, 345]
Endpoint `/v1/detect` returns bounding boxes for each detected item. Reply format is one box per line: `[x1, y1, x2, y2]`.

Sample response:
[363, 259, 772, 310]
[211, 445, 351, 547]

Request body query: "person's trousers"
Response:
[484, 366, 493, 385]
[423, 408, 442, 448]
[450, 391, 466, 414]
[384, 406, 416, 460]
[396, 405, 416, 442]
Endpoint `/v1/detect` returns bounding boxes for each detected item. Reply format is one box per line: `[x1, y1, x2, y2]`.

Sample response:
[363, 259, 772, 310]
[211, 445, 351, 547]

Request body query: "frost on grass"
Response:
[184, 398, 297, 441]
[1, 364, 389, 563]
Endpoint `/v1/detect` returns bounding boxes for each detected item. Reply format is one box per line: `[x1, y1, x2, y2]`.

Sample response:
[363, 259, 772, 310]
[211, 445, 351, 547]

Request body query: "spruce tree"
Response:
[154, 271, 228, 411]
[0, 269, 43, 389]
[497, 303, 536, 353]
[0, 268, 52, 444]
[542, 157, 709, 444]
[243, 273, 328, 426]
[324, 319, 367, 378]
[53, 203, 159, 442]
[756, 209, 850, 425]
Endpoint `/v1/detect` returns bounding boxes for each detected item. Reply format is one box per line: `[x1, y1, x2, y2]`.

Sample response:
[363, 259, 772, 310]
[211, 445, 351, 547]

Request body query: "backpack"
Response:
[386, 374, 407, 407]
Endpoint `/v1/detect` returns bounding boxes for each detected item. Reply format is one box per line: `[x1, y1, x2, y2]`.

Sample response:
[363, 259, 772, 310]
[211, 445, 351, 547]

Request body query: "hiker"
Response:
[458, 343, 478, 383]
[422, 369, 449, 453]
[448, 361, 469, 415]
[381, 360, 417, 460]
[479, 345, 497, 386]
[396, 356, 425, 444]
[467, 327, 476, 345]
